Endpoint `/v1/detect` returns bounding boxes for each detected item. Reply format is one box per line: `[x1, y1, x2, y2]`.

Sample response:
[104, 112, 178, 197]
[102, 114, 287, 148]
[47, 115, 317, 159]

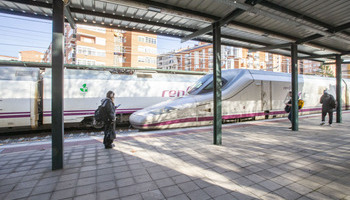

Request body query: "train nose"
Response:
[129, 112, 148, 129]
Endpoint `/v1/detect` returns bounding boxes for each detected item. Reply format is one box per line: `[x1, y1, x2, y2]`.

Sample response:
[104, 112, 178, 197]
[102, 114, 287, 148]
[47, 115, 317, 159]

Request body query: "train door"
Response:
[195, 101, 213, 125]
[261, 81, 271, 111]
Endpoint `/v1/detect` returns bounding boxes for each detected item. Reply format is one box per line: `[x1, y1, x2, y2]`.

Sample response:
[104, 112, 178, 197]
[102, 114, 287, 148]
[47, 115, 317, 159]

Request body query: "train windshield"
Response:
[187, 74, 212, 95]
[188, 74, 228, 95]
[197, 78, 228, 94]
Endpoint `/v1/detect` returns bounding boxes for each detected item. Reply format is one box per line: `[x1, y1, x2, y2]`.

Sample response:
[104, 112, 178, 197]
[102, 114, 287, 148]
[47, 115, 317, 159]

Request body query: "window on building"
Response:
[96, 37, 106, 45]
[81, 36, 94, 44]
[194, 51, 199, 69]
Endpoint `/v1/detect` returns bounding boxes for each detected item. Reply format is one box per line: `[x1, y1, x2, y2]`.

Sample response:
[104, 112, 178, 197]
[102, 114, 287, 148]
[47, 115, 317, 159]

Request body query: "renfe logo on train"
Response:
[162, 87, 191, 97]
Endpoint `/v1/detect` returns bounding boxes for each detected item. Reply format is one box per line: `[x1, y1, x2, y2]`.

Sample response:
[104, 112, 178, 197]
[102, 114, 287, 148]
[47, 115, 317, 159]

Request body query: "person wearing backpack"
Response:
[102, 91, 116, 149]
[320, 90, 336, 127]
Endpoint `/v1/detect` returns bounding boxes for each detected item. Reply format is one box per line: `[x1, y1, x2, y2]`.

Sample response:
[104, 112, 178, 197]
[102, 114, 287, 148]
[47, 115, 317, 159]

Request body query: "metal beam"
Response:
[295, 34, 323, 44]
[213, 21, 222, 145]
[291, 43, 298, 131]
[181, 9, 245, 43]
[336, 55, 342, 123]
[259, 0, 350, 38]
[64, 5, 76, 29]
[4, 0, 345, 54]
[298, 54, 337, 60]
[341, 51, 350, 56]
[181, 26, 213, 43]
[0, 8, 51, 20]
[249, 43, 291, 52]
[52, 0, 65, 170]
[296, 22, 350, 44]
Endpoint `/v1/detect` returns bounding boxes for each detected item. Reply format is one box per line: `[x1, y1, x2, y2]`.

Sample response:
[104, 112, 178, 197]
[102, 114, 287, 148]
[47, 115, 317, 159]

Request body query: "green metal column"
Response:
[291, 43, 299, 131]
[336, 55, 342, 123]
[213, 22, 222, 145]
[52, 0, 65, 170]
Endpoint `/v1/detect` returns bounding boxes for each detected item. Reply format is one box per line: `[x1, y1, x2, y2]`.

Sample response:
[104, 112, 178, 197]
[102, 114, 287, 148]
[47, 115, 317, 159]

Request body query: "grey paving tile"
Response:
[74, 193, 97, 200]
[172, 174, 192, 184]
[59, 173, 79, 182]
[141, 189, 165, 200]
[97, 188, 119, 200]
[203, 185, 228, 198]
[0, 183, 16, 194]
[116, 177, 135, 187]
[273, 187, 301, 200]
[96, 174, 115, 183]
[155, 177, 176, 188]
[55, 179, 77, 190]
[75, 184, 96, 196]
[246, 174, 266, 183]
[186, 189, 211, 200]
[118, 185, 140, 197]
[97, 181, 116, 192]
[4, 188, 32, 200]
[167, 193, 190, 200]
[134, 174, 152, 184]
[0, 177, 22, 186]
[115, 171, 133, 179]
[120, 194, 142, 200]
[149, 171, 168, 180]
[77, 177, 96, 186]
[215, 193, 238, 200]
[37, 177, 60, 186]
[178, 181, 200, 193]
[258, 180, 283, 191]
[316, 185, 347, 200]
[27, 193, 52, 200]
[234, 176, 255, 186]
[31, 183, 56, 195]
[305, 191, 334, 200]
[159, 185, 184, 198]
[51, 188, 75, 200]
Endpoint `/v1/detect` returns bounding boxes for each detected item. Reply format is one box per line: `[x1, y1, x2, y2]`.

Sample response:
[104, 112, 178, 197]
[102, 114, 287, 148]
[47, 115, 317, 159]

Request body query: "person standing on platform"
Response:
[285, 91, 293, 129]
[320, 90, 336, 127]
[102, 91, 116, 149]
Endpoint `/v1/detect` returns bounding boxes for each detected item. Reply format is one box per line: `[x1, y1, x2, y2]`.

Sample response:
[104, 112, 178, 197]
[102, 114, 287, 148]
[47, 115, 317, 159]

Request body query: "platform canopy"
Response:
[1, 0, 350, 62]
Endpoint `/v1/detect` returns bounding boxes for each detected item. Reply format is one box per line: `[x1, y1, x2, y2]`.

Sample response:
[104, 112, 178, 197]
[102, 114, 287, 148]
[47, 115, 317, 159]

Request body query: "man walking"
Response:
[320, 90, 336, 126]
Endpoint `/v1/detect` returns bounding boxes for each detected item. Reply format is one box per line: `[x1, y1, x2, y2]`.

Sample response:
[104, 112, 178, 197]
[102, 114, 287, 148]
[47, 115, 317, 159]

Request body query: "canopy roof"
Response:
[1, 0, 350, 62]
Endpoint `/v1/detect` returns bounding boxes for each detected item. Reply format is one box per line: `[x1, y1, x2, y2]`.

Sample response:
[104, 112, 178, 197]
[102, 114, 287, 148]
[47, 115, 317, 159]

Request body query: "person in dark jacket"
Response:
[285, 91, 293, 129]
[320, 90, 336, 126]
[102, 91, 116, 149]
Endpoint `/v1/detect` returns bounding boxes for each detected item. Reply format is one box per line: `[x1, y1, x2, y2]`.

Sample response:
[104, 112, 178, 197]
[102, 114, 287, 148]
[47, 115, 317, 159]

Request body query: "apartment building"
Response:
[19, 50, 44, 62]
[0, 55, 18, 61]
[157, 43, 323, 74]
[43, 24, 157, 68]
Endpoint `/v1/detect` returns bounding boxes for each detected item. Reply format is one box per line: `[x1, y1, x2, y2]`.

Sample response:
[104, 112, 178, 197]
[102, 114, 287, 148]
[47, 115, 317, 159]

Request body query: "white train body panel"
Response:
[42, 69, 200, 124]
[0, 67, 39, 129]
[130, 69, 349, 129]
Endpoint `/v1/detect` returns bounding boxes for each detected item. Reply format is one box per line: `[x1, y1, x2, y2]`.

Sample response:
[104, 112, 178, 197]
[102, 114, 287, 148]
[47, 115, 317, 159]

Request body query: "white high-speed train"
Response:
[0, 67, 201, 132]
[130, 69, 350, 129]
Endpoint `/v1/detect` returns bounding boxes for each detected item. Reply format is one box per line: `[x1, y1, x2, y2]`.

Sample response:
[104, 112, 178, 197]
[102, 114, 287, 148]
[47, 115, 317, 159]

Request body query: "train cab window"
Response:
[198, 78, 228, 94]
[188, 74, 212, 95]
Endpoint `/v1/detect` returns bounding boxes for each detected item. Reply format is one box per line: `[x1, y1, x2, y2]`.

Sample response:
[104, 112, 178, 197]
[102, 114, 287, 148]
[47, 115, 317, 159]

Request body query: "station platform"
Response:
[0, 112, 350, 200]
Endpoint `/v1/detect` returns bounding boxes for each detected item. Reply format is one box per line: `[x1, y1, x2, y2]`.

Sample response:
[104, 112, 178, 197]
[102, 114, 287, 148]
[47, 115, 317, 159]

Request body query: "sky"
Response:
[0, 13, 199, 58]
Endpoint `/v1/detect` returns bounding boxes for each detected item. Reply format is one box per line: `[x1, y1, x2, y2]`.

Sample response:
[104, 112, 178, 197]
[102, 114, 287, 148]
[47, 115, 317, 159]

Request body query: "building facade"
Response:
[157, 42, 325, 75]
[44, 24, 157, 69]
[19, 51, 44, 62]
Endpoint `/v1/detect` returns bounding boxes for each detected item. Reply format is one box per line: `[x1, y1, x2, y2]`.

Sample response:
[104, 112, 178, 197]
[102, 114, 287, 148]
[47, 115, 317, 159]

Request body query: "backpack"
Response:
[94, 99, 108, 122]
[284, 105, 291, 113]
